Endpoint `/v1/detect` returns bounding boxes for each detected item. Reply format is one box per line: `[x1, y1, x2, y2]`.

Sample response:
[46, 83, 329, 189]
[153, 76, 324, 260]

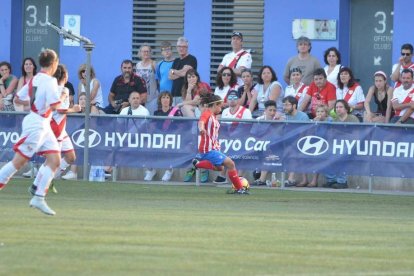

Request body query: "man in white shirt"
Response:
[391, 43, 414, 88]
[218, 32, 252, 86]
[391, 68, 414, 124]
[120, 91, 150, 116]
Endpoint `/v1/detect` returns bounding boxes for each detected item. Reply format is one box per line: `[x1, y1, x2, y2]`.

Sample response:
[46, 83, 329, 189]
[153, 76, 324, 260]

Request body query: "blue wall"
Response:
[60, 0, 133, 105]
[392, 0, 414, 67]
[184, 0, 212, 83]
[264, 0, 342, 85]
[0, 0, 12, 62]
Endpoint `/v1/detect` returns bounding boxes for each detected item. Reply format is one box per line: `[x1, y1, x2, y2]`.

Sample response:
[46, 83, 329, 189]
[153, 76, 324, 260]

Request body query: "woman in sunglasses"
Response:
[77, 64, 104, 109]
[214, 66, 238, 106]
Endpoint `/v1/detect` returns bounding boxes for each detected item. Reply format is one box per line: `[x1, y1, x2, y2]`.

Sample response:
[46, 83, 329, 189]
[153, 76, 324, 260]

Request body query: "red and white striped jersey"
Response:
[51, 86, 70, 139]
[391, 84, 414, 117]
[198, 109, 221, 153]
[16, 72, 60, 119]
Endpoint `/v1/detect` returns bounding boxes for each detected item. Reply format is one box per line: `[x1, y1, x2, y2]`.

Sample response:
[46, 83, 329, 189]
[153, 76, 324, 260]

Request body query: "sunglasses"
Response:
[401, 52, 411, 56]
[222, 73, 231, 77]
[227, 95, 238, 100]
[81, 70, 86, 73]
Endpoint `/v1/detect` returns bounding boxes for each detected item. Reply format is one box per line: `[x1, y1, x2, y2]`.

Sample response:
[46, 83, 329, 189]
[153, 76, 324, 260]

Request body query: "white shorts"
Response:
[13, 113, 60, 159]
[58, 134, 74, 153]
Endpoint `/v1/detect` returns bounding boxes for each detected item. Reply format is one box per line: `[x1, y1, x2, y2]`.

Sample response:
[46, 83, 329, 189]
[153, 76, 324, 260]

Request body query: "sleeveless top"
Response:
[373, 90, 388, 116]
[136, 61, 158, 103]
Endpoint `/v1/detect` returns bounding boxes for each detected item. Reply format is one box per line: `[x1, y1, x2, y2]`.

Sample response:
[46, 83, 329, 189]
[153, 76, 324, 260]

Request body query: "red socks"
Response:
[228, 169, 242, 189]
[196, 160, 215, 170]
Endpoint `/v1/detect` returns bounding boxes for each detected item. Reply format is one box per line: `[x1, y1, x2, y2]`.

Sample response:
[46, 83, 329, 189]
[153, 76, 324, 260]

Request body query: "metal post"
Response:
[368, 176, 373, 193]
[82, 43, 95, 181]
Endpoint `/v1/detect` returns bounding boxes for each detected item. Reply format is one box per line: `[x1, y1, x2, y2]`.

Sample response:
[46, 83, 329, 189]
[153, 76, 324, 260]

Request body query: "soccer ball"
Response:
[233, 177, 250, 190]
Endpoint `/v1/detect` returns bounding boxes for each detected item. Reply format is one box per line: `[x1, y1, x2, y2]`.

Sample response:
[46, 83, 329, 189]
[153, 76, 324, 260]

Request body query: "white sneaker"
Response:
[62, 171, 77, 180]
[144, 169, 156, 181]
[162, 169, 173, 182]
[30, 196, 56, 216]
[22, 167, 38, 178]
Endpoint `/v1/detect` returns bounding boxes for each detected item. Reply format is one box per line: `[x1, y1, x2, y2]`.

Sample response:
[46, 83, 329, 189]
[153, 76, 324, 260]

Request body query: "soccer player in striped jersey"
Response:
[192, 93, 248, 194]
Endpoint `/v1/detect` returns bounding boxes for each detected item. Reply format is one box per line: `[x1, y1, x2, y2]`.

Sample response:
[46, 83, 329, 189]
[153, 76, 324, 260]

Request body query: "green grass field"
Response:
[1, 179, 413, 275]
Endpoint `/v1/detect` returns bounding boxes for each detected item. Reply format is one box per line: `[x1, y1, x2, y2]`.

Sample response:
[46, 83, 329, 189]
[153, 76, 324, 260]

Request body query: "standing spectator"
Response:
[77, 64, 104, 109]
[169, 37, 197, 105]
[390, 68, 414, 124]
[136, 43, 158, 113]
[284, 67, 308, 111]
[15, 57, 37, 111]
[0, 61, 18, 111]
[102, 59, 147, 114]
[324, 100, 359, 189]
[217, 31, 252, 86]
[283, 36, 321, 86]
[237, 68, 256, 109]
[214, 67, 238, 105]
[282, 96, 310, 187]
[250, 65, 284, 116]
[336, 67, 365, 121]
[119, 91, 150, 116]
[364, 71, 394, 123]
[391, 43, 414, 88]
[156, 41, 175, 93]
[299, 68, 336, 118]
[323, 47, 342, 87]
[178, 69, 210, 117]
[0, 49, 62, 215]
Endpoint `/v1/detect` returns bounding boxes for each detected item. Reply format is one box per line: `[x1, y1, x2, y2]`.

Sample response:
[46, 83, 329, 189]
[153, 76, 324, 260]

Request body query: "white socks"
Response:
[0, 162, 18, 185]
[34, 165, 54, 197]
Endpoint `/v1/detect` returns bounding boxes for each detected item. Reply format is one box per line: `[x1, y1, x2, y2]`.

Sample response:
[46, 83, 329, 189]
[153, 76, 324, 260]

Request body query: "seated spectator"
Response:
[333, 99, 360, 123]
[214, 66, 238, 107]
[61, 92, 101, 181]
[119, 91, 150, 116]
[364, 71, 394, 123]
[144, 92, 183, 182]
[284, 67, 308, 110]
[299, 68, 336, 119]
[177, 69, 210, 117]
[324, 100, 359, 189]
[0, 61, 18, 111]
[77, 64, 104, 109]
[214, 90, 253, 184]
[102, 59, 147, 114]
[323, 47, 342, 87]
[136, 44, 158, 114]
[281, 96, 310, 187]
[253, 100, 281, 186]
[308, 104, 332, 187]
[391, 68, 414, 124]
[336, 67, 365, 121]
[15, 57, 37, 111]
[250, 65, 284, 116]
[237, 68, 257, 110]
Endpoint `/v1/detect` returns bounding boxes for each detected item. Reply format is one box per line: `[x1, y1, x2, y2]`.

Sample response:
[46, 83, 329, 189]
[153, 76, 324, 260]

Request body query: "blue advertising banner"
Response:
[0, 113, 413, 178]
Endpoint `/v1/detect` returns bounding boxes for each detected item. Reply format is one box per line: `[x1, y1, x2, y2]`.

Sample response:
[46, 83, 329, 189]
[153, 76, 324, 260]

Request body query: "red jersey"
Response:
[307, 81, 336, 116]
[198, 109, 221, 153]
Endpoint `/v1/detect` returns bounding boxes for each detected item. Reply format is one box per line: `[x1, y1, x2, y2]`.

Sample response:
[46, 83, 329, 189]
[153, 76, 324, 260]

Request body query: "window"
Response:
[210, 0, 264, 85]
[132, 0, 185, 63]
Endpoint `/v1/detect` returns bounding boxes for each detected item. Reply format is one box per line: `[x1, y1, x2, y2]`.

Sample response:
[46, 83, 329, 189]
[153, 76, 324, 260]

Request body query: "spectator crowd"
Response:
[2, 33, 414, 189]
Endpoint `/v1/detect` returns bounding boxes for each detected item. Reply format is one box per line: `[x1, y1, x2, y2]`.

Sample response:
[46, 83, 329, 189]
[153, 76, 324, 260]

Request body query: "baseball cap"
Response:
[232, 32, 243, 40]
[227, 90, 239, 98]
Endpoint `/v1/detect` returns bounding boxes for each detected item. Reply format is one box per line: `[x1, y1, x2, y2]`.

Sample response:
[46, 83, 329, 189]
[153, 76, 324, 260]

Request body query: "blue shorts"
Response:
[196, 150, 227, 166]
